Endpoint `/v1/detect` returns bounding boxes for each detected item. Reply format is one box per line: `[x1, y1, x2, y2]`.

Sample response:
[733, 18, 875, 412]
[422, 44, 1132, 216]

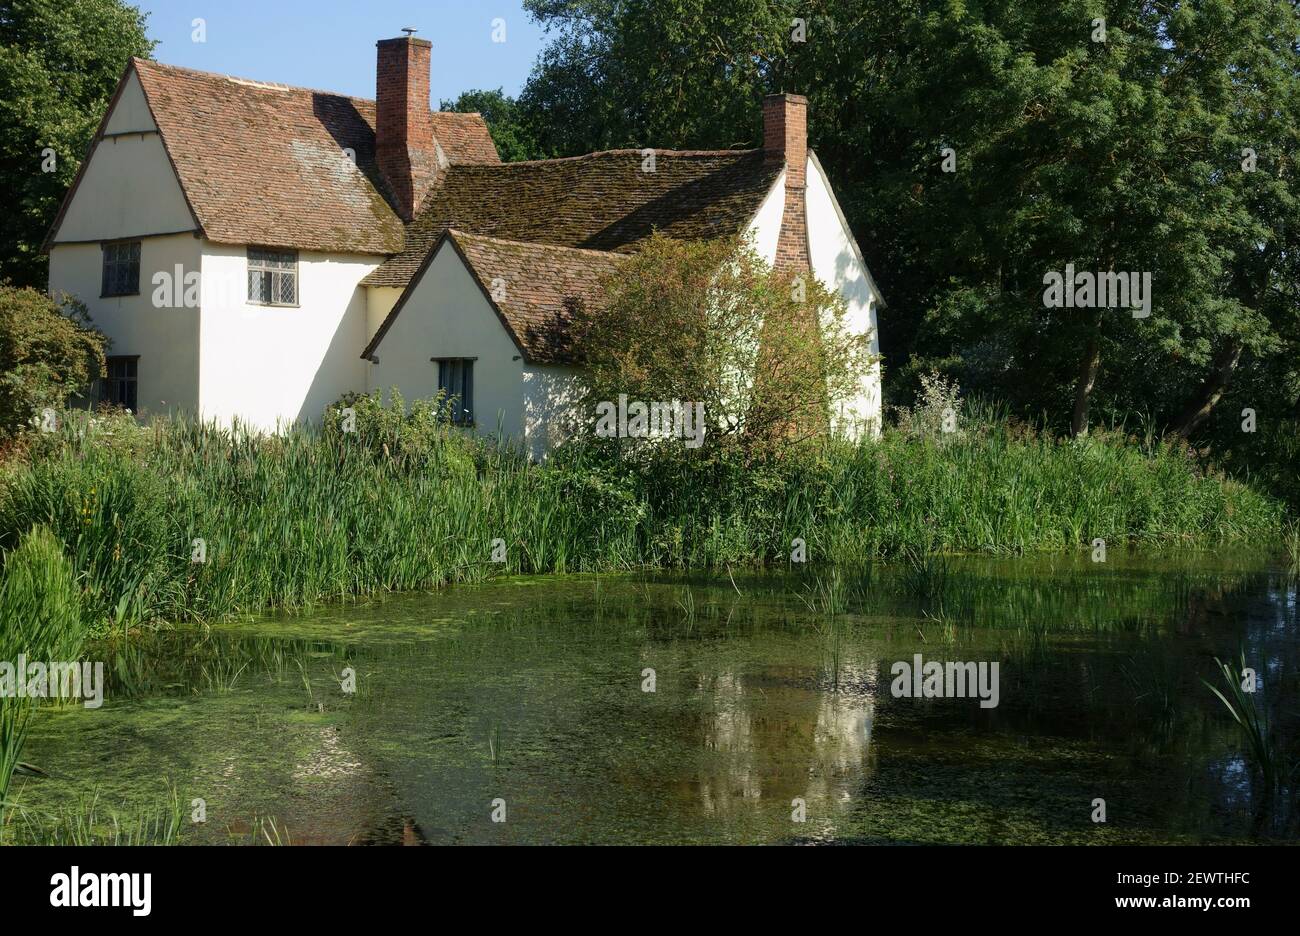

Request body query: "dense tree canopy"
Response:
[462, 0, 1298, 450]
[0, 0, 154, 289]
[439, 88, 543, 162]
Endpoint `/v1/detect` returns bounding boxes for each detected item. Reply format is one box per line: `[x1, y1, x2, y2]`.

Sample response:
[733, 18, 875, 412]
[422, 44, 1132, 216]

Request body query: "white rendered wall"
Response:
[51, 80, 194, 245]
[806, 153, 883, 437]
[103, 72, 156, 135]
[745, 171, 785, 265]
[365, 286, 403, 349]
[198, 245, 377, 430]
[369, 242, 580, 459]
[48, 233, 202, 418]
[521, 364, 585, 459]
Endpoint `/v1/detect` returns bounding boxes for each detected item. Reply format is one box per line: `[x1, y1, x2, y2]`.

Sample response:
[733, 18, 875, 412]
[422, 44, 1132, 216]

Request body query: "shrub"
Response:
[567, 234, 878, 452]
[0, 285, 106, 437]
[895, 371, 965, 440]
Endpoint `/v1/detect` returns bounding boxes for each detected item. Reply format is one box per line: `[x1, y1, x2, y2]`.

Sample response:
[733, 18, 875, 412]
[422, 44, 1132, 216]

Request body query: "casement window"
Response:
[98, 356, 139, 412]
[434, 358, 474, 425]
[247, 247, 298, 305]
[101, 241, 141, 297]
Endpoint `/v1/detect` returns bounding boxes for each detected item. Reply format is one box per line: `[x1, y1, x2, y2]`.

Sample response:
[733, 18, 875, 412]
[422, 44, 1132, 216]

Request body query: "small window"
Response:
[435, 358, 474, 425]
[247, 247, 298, 306]
[98, 356, 138, 412]
[101, 241, 141, 296]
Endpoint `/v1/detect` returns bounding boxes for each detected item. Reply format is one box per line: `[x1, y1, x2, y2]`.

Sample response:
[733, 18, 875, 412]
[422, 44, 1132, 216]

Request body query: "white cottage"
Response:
[46, 33, 884, 457]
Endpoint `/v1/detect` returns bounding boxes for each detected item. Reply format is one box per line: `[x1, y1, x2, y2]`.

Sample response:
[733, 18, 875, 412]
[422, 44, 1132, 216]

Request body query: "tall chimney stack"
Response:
[763, 93, 810, 273]
[376, 34, 436, 221]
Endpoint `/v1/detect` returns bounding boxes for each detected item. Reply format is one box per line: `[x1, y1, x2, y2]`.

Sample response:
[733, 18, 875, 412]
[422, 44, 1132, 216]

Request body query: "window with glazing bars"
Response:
[435, 358, 474, 425]
[99, 356, 138, 412]
[101, 242, 140, 296]
[247, 247, 298, 305]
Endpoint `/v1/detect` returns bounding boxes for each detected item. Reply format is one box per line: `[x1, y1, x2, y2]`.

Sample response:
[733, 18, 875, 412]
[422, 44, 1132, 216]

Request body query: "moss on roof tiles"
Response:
[361, 149, 780, 287]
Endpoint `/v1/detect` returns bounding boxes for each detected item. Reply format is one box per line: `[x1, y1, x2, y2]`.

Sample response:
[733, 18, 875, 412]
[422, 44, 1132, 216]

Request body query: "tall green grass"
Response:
[1204, 652, 1299, 836]
[0, 401, 1283, 632]
[0, 525, 86, 824]
[3, 790, 185, 845]
[1285, 520, 1300, 575]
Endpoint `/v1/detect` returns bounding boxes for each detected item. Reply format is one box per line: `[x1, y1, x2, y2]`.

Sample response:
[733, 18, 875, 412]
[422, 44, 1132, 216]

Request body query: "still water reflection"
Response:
[14, 552, 1299, 844]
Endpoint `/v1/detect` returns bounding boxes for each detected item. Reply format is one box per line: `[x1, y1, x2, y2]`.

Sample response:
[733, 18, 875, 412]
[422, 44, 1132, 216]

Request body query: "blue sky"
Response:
[135, 0, 550, 104]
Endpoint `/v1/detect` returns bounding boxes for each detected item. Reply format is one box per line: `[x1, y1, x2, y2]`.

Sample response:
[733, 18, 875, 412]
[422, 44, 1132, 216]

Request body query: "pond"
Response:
[11, 552, 1299, 844]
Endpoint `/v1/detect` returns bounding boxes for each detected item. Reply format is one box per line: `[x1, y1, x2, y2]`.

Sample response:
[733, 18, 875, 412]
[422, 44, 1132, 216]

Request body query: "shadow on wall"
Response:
[521, 366, 587, 460]
[295, 285, 369, 427]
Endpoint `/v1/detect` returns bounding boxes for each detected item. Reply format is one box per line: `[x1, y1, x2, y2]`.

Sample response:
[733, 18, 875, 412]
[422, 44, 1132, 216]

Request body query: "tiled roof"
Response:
[361, 149, 781, 287]
[363, 230, 628, 364]
[429, 112, 502, 165]
[129, 59, 498, 255]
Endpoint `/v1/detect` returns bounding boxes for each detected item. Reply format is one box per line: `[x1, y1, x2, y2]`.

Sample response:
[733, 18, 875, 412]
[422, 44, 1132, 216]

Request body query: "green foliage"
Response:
[1203, 652, 1299, 835]
[515, 0, 1300, 456]
[3, 789, 186, 845]
[569, 233, 876, 450]
[324, 388, 477, 478]
[439, 87, 545, 162]
[0, 0, 155, 287]
[0, 523, 85, 662]
[0, 283, 106, 437]
[519, 0, 792, 156]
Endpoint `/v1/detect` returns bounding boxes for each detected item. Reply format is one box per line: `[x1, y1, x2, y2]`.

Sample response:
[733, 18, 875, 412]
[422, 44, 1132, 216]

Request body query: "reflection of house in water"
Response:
[694, 658, 878, 829]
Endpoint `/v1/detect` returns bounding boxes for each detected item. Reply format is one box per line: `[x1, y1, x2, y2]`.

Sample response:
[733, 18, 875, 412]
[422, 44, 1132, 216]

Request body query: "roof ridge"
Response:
[471, 147, 761, 169]
[133, 58, 499, 124]
[132, 57, 376, 105]
[447, 228, 629, 260]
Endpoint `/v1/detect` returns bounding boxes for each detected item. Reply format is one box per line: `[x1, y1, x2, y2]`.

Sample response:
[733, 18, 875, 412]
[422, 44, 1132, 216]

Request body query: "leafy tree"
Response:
[519, 0, 793, 156]
[515, 0, 1299, 447]
[439, 88, 544, 162]
[0, 0, 154, 288]
[0, 283, 106, 436]
[566, 234, 876, 451]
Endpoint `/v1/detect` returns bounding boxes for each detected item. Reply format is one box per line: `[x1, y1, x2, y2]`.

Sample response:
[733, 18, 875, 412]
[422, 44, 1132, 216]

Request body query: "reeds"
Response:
[1, 790, 185, 845]
[0, 403, 1283, 634]
[1203, 651, 1298, 835]
[0, 526, 86, 826]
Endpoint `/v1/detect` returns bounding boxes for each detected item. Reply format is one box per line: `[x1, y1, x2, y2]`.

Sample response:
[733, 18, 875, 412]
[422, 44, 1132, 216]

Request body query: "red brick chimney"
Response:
[376, 35, 436, 221]
[763, 93, 810, 273]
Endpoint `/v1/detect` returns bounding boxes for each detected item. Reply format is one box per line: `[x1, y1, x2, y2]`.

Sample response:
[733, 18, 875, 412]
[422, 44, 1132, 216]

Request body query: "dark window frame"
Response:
[433, 357, 475, 426]
[98, 355, 139, 413]
[101, 241, 141, 297]
[247, 247, 299, 307]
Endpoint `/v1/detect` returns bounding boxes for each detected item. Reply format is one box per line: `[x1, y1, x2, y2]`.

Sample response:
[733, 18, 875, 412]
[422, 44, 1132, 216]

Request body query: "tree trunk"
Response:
[1070, 311, 1102, 437]
[1171, 339, 1243, 439]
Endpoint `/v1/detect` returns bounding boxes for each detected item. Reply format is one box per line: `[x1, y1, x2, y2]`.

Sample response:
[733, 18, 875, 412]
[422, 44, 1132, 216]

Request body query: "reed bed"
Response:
[0, 526, 87, 825]
[0, 400, 1283, 634]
